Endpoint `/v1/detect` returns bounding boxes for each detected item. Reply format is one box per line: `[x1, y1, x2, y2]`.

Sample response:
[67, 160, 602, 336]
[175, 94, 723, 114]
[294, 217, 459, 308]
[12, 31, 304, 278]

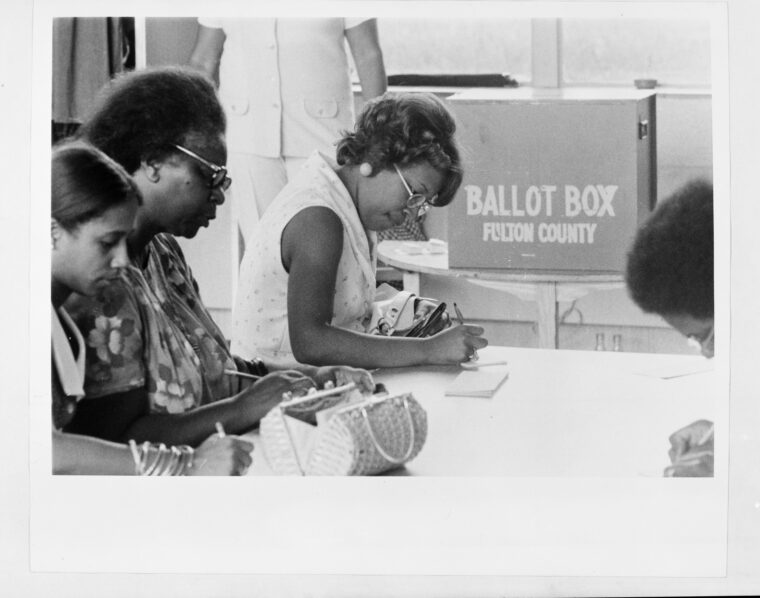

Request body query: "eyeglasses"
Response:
[687, 323, 715, 353]
[393, 164, 437, 221]
[173, 144, 232, 191]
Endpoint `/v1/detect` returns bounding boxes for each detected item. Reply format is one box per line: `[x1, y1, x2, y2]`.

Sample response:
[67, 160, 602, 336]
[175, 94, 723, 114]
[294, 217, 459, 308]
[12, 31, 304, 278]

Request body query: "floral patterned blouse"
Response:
[65, 234, 264, 414]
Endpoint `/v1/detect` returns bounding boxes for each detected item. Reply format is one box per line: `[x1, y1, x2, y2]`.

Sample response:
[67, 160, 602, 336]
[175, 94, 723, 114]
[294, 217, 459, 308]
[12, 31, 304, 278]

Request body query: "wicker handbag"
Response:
[260, 386, 428, 476]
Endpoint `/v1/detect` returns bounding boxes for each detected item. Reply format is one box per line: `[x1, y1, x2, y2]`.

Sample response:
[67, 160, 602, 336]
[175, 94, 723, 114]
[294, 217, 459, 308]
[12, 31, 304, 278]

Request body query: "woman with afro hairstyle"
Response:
[232, 91, 487, 369]
[626, 178, 714, 477]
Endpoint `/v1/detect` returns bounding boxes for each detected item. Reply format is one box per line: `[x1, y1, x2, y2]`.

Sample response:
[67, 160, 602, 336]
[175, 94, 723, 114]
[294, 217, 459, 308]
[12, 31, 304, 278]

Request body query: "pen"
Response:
[453, 303, 478, 361]
[215, 422, 226, 438]
[452, 302, 465, 325]
[697, 423, 714, 446]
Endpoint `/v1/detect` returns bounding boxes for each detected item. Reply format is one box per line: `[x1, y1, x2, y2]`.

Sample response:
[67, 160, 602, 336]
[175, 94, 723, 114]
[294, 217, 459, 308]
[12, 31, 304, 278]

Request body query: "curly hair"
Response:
[335, 91, 462, 206]
[625, 179, 714, 319]
[77, 66, 225, 174]
[52, 141, 142, 231]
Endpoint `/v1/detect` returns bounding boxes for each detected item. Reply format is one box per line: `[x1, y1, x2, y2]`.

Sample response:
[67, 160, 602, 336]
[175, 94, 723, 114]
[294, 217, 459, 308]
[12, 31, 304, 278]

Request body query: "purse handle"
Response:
[359, 395, 415, 465]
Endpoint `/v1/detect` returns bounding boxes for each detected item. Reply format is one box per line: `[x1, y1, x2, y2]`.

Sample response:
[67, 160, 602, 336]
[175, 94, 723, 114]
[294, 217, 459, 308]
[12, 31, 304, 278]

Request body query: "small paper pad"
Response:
[444, 368, 509, 398]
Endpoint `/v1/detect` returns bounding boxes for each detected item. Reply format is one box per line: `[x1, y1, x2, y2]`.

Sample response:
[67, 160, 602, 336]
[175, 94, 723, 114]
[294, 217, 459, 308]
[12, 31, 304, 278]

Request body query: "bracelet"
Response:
[139, 442, 160, 476]
[177, 445, 195, 475]
[161, 446, 180, 476]
[128, 439, 143, 475]
[127, 441, 196, 476]
[143, 443, 167, 476]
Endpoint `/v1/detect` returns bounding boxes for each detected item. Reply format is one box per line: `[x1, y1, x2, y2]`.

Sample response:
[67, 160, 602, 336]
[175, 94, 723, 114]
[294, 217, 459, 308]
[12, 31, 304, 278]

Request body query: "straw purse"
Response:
[260, 384, 428, 476]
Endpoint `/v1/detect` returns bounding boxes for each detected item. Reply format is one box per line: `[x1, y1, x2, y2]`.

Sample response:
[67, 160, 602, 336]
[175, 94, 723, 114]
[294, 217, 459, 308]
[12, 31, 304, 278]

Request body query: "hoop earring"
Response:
[359, 162, 373, 176]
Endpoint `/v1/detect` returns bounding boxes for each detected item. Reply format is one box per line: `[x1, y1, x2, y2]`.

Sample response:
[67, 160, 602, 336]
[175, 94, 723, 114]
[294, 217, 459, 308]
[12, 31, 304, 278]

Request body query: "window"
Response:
[370, 17, 711, 89]
[377, 18, 531, 81]
[562, 19, 711, 86]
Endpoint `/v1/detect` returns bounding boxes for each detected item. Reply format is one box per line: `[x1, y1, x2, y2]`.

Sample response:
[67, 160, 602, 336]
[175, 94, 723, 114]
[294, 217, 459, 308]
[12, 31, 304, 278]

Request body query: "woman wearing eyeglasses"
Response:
[63, 67, 372, 448]
[232, 92, 488, 370]
[626, 179, 715, 477]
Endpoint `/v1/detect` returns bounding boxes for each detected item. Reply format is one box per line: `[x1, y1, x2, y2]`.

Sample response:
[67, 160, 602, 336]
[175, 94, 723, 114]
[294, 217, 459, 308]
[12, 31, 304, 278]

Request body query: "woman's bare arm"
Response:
[345, 19, 387, 101]
[188, 24, 226, 86]
[282, 207, 486, 368]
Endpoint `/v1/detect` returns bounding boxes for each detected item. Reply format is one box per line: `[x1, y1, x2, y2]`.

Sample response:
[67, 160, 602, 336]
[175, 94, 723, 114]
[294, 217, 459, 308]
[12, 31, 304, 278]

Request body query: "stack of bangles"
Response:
[128, 439, 195, 476]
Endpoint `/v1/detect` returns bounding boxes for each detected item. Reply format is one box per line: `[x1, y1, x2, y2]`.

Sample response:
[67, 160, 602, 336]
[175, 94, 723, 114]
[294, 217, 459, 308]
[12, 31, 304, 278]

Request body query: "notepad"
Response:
[444, 368, 509, 398]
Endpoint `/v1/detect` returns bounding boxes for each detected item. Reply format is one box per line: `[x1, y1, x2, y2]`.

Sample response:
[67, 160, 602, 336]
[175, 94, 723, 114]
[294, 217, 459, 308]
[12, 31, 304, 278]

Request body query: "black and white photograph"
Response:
[3, 0, 760, 596]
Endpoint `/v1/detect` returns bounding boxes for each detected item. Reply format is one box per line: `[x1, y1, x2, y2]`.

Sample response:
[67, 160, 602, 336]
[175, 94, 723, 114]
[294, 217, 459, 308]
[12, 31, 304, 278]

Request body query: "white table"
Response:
[247, 346, 716, 477]
[377, 240, 624, 349]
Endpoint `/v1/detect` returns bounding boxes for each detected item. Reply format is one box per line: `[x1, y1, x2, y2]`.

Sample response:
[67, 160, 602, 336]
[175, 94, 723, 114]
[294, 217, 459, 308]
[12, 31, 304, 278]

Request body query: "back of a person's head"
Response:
[626, 179, 714, 319]
[336, 91, 463, 206]
[52, 141, 142, 231]
[77, 66, 225, 174]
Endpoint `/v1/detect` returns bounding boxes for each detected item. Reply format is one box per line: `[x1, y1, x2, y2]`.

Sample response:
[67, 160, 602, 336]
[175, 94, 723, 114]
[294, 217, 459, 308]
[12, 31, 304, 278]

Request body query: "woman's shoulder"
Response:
[151, 234, 185, 262]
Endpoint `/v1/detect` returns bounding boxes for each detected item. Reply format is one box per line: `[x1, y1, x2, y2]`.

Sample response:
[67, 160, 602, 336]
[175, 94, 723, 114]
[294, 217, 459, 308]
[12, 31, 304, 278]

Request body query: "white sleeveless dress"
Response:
[231, 151, 377, 369]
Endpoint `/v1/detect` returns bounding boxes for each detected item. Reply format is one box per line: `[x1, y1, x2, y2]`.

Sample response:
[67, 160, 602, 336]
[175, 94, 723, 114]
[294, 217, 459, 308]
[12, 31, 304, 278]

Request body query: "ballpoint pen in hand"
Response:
[696, 423, 714, 446]
[453, 302, 478, 361]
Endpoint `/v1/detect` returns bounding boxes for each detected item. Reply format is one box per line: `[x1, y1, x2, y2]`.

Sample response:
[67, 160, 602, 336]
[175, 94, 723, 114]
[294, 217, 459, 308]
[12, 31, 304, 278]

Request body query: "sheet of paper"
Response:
[444, 368, 509, 397]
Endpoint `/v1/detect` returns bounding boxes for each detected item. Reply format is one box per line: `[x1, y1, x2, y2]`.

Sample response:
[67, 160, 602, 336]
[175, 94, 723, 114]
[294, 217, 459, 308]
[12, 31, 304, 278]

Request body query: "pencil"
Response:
[215, 422, 226, 438]
[224, 368, 259, 380]
[460, 360, 507, 369]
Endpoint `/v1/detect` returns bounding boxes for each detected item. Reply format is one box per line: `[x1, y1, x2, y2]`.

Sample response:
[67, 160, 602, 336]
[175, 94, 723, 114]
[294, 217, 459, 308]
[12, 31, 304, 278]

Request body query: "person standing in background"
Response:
[188, 18, 387, 250]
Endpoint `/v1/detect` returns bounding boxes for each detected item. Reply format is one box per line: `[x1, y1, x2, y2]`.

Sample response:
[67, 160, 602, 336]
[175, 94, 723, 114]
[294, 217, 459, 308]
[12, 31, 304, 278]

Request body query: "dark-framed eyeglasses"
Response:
[173, 144, 232, 191]
[393, 163, 437, 221]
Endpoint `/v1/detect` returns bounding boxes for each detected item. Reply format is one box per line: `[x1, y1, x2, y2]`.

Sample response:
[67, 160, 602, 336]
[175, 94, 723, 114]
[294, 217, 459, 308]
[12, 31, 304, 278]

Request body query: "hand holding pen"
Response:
[664, 420, 714, 477]
[453, 303, 479, 362]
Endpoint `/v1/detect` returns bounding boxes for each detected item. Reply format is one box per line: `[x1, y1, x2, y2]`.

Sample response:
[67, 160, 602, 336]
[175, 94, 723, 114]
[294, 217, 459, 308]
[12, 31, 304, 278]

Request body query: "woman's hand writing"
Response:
[664, 419, 714, 477]
[232, 370, 317, 423]
[423, 324, 488, 365]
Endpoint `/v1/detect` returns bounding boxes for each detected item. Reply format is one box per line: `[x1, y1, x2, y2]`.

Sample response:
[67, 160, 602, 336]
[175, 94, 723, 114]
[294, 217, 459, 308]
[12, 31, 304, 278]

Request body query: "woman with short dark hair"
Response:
[626, 178, 714, 352]
[232, 91, 488, 369]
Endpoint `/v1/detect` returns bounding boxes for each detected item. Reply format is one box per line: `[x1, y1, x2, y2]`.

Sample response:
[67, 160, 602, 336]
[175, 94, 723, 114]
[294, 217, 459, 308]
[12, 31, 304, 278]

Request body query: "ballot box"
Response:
[445, 89, 656, 272]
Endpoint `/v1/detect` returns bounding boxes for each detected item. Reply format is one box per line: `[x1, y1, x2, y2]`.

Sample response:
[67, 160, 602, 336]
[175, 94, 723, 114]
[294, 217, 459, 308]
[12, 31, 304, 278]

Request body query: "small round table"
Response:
[377, 240, 624, 349]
